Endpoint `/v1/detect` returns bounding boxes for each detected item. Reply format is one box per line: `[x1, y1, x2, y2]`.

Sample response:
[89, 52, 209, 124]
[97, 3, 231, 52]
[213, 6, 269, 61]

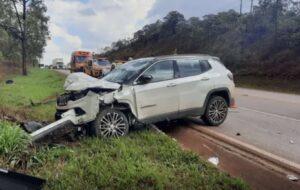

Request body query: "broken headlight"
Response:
[57, 90, 88, 106]
[70, 90, 88, 101]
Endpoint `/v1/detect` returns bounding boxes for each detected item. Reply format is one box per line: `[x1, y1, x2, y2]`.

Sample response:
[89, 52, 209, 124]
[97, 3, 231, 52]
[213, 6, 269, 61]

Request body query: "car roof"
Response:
[147, 54, 220, 61]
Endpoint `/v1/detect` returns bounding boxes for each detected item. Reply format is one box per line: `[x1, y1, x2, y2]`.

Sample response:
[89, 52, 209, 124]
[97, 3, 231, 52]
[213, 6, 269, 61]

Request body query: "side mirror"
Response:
[136, 75, 152, 85]
[88, 60, 93, 67]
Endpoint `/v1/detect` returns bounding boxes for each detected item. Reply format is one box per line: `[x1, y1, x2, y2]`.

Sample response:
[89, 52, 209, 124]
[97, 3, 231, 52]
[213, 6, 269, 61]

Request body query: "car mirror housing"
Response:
[88, 60, 93, 67]
[136, 75, 153, 85]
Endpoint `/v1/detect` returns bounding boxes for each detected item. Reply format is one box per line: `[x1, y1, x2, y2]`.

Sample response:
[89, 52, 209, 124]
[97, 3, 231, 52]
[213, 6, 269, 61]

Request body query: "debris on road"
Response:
[236, 132, 241, 136]
[289, 139, 294, 144]
[286, 174, 299, 182]
[208, 157, 219, 166]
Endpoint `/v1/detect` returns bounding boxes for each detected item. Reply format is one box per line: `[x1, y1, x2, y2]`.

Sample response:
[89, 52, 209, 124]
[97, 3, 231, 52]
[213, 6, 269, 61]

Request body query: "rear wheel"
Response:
[90, 108, 129, 138]
[202, 96, 228, 126]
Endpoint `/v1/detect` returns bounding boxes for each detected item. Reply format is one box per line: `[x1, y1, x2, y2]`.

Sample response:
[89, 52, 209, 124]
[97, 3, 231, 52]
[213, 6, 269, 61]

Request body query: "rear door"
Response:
[134, 60, 179, 122]
[175, 58, 213, 115]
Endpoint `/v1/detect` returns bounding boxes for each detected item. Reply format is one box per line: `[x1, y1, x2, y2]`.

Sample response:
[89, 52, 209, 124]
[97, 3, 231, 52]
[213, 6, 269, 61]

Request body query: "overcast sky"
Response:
[42, 0, 257, 65]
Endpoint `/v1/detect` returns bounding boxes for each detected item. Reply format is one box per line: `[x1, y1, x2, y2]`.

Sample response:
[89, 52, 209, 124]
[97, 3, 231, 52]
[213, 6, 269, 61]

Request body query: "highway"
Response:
[189, 88, 300, 164]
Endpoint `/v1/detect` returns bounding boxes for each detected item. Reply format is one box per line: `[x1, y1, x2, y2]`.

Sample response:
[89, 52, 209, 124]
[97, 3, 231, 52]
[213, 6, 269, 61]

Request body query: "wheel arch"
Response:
[203, 88, 231, 109]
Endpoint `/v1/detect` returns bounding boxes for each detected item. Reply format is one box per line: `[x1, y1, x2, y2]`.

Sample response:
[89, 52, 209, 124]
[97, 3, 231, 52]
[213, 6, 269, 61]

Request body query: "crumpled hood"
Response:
[64, 73, 120, 91]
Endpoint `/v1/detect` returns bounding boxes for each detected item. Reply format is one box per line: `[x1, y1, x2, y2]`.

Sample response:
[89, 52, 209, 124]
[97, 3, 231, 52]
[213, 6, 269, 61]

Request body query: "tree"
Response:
[0, 0, 49, 75]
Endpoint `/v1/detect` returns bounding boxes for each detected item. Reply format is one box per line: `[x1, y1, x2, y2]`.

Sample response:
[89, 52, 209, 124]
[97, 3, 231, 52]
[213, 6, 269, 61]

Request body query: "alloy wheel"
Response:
[99, 111, 127, 138]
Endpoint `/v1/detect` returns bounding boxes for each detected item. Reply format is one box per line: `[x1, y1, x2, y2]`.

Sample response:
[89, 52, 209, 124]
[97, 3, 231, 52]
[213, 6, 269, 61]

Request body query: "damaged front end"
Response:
[30, 73, 136, 141]
[55, 73, 120, 125]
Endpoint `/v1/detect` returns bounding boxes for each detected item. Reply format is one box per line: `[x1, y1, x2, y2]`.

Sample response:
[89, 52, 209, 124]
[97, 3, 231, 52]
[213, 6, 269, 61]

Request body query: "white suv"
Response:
[56, 55, 235, 137]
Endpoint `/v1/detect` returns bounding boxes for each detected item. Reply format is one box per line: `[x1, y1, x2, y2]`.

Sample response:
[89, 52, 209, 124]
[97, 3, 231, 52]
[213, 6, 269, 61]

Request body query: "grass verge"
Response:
[235, 75, 300, 95]
[27, 129, 248, 190]
[0, 68, 65, 121]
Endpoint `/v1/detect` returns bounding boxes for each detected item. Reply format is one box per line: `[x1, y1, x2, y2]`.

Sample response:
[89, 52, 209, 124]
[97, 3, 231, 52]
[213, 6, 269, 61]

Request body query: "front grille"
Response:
[57, 94, 69, 106]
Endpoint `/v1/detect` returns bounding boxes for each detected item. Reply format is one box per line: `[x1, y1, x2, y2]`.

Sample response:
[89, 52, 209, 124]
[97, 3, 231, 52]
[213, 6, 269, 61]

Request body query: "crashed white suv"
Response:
[56, 55, 235, 137]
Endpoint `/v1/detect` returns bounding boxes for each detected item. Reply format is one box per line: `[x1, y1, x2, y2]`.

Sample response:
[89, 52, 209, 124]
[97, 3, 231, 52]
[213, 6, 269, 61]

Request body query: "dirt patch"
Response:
[0, 107, 31, 123]
[0, 61, 19, 80]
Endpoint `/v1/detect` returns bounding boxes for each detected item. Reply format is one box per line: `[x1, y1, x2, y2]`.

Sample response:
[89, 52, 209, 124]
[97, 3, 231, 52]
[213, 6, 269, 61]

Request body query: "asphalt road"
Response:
[56, 70, 300, 164]
[193, 88, 300, 164]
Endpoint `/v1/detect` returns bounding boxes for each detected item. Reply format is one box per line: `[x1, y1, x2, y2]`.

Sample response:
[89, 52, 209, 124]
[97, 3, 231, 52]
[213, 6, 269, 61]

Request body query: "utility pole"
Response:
[250, 0, 254, 13]
[22, 0, 27, 76]
[240, 0, 243, 15]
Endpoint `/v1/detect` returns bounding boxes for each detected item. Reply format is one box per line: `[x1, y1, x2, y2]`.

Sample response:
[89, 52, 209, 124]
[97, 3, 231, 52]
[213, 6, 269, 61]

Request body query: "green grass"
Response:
[25, 129, 247, 190]
[0, 68, 65, 121]
[235, 75, 300, 95]
[0, 121, 31, 163]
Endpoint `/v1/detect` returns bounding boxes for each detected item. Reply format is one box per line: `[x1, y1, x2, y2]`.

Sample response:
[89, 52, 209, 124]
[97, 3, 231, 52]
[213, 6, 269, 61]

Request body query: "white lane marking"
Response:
[238, 107, 300, 122]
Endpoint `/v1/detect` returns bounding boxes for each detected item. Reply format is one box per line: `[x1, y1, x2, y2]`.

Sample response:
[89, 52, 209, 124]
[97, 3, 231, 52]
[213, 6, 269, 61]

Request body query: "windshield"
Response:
[96, 60, 111, 66]
[102, 58, 153, 84]
[75, 56, 90, 63]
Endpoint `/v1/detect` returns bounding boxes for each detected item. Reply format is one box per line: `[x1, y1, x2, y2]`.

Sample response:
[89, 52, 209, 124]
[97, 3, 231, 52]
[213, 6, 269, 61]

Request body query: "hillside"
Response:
[103, 0, 300, 80]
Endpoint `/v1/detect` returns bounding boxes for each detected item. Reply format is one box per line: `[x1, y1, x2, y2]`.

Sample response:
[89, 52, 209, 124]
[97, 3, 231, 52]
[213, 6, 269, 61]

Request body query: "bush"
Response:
[0, 121, 31, 157]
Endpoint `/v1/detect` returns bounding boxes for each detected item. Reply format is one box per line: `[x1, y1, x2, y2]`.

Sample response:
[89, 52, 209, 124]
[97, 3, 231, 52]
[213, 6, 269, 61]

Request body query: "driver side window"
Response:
[143, 60, 175, 83]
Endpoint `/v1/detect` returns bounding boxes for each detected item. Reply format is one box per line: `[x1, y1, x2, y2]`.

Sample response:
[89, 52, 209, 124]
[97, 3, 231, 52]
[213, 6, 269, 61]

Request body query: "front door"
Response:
[134, 60, 179, 122]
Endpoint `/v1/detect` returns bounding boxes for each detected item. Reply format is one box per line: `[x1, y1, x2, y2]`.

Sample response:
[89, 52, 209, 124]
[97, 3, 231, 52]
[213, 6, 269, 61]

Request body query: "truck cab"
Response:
[70, 51, 93, 72]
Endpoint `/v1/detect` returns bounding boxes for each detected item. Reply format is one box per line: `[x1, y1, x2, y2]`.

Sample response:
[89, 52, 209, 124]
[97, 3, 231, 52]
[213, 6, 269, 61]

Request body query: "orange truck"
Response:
[70, 51, 93, 72]
[70, 51, 112, 78]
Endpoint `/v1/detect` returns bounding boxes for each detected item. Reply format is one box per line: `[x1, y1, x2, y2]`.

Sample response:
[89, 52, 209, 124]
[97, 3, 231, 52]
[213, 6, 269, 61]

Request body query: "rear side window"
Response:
[200, 60, 212, 72]
[176, 59, 211, 77]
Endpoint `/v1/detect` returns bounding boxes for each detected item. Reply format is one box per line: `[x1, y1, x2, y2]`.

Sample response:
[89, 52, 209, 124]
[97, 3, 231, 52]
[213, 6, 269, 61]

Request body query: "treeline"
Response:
[0, 0, 49, 74]
[103, 0, 300, 79]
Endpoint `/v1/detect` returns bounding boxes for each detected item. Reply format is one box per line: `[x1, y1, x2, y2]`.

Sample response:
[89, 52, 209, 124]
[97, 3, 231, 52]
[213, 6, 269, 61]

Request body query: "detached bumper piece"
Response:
[0, 169, 45, 190]
[30, 109, 77, 142]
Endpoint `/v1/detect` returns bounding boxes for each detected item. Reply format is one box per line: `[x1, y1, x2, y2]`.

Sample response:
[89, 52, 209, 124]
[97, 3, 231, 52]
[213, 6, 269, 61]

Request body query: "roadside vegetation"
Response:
[103, 0, 300, 92]
[0, 68, 65, 122]
[0, 69, 249, 189]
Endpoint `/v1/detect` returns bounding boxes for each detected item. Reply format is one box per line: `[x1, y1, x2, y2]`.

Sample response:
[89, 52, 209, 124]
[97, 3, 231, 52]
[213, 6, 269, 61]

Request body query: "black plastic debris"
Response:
[5, 80, 14, 84]
[236, 132, 241, 136]
[23, 121, 43, 133]
[0, 168, 45, 190]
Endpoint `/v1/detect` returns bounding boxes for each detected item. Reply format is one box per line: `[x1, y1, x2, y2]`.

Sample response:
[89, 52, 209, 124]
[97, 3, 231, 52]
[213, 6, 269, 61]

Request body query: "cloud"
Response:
[42, 0, 156, 65]
[41, 0, 257, 65]
[147, 0, 257, 21]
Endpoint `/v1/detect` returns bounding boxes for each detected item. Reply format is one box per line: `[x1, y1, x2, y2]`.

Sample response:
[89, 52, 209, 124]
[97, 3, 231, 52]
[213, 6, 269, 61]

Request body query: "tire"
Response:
[90, 108, 129, 138]
[202, 96, 228, 126]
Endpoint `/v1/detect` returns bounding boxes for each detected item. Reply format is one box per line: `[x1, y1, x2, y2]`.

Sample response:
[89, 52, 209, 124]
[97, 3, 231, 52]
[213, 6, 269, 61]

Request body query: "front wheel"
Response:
[90, 108, 129, 138]
[202, 96, 228, 126]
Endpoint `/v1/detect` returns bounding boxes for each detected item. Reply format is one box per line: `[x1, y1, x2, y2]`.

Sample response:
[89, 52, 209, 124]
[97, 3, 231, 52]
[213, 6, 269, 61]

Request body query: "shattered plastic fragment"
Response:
[208, 157, 219, 166]
[23, 121, 43, 133]
[286, 174, 298, 181]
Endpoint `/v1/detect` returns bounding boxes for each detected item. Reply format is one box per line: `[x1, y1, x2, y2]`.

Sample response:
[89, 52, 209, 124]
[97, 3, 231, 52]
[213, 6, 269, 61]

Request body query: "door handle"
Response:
[166, 83, 177, 87]
[200, 77, 210, 81]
